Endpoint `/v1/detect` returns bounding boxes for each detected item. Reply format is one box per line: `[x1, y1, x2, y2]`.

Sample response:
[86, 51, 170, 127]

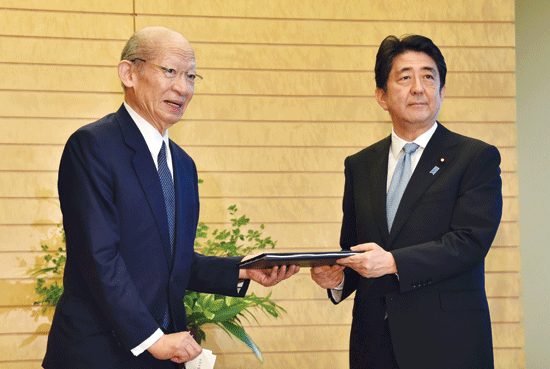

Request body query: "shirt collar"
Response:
[390, 122, 438, 159]
[124, 102, 170, 162]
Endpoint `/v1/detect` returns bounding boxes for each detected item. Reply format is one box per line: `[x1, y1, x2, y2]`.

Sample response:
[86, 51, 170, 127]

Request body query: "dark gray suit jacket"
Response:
[334, 123, 502, 369]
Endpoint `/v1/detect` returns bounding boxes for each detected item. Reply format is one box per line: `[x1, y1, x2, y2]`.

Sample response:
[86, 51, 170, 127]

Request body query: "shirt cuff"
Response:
[131, 328, 164, 356]
[329, 274, 345, 302]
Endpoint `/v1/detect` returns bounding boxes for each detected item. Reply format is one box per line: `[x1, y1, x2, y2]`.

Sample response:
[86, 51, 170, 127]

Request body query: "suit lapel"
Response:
[116, 105, 173, 266]
[369, 138, 392, 245]
[388, 124, 459, 246]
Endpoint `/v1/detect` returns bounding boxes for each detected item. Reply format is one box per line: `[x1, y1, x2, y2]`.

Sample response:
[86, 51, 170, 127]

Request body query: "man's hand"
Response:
[310, 265, 345, 289]
[148, 331, 202, 364]
[336, 243, 397, 278]
[239, 256, 300, 287]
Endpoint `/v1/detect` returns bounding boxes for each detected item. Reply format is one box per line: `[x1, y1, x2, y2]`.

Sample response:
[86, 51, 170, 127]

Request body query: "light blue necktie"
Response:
[387, 142, 419, 231]
[157, 141, 175, 330]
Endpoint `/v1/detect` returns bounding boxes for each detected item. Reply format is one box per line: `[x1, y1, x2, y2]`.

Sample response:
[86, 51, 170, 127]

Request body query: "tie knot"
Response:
[403, 142, 419, 155]
[158, 141, 167, 160]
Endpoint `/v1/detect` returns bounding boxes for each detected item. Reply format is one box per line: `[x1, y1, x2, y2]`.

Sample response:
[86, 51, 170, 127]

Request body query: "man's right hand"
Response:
[311, 265, 345, 289]
[148, 331, 202, 364]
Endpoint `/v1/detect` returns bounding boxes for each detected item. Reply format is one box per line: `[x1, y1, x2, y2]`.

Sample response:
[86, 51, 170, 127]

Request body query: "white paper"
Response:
[185, 349, 216, 369]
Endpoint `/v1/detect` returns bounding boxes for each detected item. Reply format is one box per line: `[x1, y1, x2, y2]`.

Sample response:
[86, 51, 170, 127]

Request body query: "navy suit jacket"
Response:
[334, 124, 502, 369]
[43, 105, 249, 368]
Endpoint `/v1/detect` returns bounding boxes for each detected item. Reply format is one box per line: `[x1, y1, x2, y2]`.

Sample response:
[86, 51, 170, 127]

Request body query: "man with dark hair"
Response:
[311, 35, 501, 368]
[42, 26, 299, 369]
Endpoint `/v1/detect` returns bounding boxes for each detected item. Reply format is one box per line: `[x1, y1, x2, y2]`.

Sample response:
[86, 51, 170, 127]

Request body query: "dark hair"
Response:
[374, 35, 446, 92]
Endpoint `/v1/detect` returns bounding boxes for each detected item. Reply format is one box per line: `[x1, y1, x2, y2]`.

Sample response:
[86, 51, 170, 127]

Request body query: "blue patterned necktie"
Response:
[158, 141, 175, 254]
[157, 141, 175, 330]
[387, 142, 419, 231]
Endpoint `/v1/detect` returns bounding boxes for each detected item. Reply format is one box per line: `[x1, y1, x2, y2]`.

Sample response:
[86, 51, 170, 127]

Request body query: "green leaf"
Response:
[218, 320, 263, 362]
[210, 302, 250, 322]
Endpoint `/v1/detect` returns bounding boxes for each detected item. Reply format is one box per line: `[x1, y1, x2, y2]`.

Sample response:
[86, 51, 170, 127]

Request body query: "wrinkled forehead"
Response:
[158, 36, 196, 62]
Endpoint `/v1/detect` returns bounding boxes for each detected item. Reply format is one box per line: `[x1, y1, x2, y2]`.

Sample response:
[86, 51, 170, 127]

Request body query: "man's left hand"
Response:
[337, 243, 397, 278]
[239, 257, 300, 287]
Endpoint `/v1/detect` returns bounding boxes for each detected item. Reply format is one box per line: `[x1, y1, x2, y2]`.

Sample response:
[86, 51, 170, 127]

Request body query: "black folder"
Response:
[238, 251, 361, 269]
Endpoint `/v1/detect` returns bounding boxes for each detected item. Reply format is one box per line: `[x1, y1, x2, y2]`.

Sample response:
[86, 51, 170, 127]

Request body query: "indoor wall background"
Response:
[0, 0, 522, 367]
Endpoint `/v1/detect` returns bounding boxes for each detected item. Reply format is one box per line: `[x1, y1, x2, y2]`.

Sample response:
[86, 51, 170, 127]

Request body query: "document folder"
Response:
[238, 251, 361, 269]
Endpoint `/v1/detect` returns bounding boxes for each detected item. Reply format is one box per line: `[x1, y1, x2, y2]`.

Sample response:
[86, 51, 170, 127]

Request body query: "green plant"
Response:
[33, 206, 284, 362]
[186, 205, 284, 362]
[32, 225, 66, 313]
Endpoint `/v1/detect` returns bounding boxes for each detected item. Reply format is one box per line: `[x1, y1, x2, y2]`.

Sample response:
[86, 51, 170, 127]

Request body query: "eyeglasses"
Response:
[131, 58, 203, 85]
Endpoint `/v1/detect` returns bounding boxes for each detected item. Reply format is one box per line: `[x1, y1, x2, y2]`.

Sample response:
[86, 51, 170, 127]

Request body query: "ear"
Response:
[375, 88, 389, 111]
[439, 84, 446, 101]
[118, 60, 135, 89]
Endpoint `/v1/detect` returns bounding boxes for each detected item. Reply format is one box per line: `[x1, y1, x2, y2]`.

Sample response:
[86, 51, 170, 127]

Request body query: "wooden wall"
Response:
[0, 0, 522, 367]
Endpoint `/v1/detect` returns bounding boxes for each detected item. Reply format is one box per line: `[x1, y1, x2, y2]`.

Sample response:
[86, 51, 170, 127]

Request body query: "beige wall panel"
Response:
[485, 273, 522, 297]
[137, 0, 514, 22]
[0, 65, 120, 93]
[493, 222, 520, 247]
[446, 73, 516, 97]
[1, 91, 122, 119]
[185, 147, 518, 173]
[0, 252, 52, 279]
[503, 197, 519, 222]
[0, 280, 41, 306]
[172, 70, 514, 97]
[137, 16, 514, 47]
[0, 307, 52, 333]
[500, 148, 517, 172]
[494, 349, 526, 369]
[492, 323, 525, 348]
[202, 325, 348, 353]
[486, 248, 521, 272]
[195, 70, 372, 97]
[0, 225, 63, 252]
[437, 98, 516, 123]
[0, 146, 63, 171]
[238, 300, 353, 327]
[211, 351, 349, 369]
[445, 123, 517, 147]
[174, 121, 393, 147]
[0, 118, 91, 145]
[0, 334, 46, 361]
[193, 44, 514, 72]
[173, 122, 514, 148]
[0, 10, 133, 39]
[444, 48, 515, 73]
[198, 172, 343, 198]
[183, 96, 516, 122]
[488, 298, 523, 322]
[0, 363, 42, 369]
[0, 172, 57, 198]
[244, 223, 342, 251]
[0, 199, 61, 226]
[0, 0, 132, 12]
[0, 37, 125, 65]
[197, 198, 518, 224]
[501, 173, 519, 197]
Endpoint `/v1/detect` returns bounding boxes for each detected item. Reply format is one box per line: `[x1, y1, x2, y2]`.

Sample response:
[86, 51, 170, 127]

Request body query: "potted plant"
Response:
[32, 206, 284, 362]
